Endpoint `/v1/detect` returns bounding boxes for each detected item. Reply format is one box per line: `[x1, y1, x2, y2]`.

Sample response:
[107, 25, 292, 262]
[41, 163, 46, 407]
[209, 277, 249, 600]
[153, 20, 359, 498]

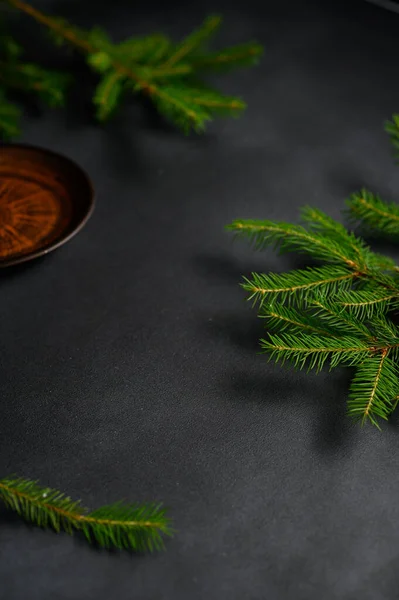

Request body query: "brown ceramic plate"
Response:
[0, 144, 94, 268]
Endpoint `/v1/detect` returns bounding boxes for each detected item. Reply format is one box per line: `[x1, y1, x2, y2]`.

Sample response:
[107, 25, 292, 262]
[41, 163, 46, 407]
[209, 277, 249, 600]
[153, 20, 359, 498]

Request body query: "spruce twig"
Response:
[0, 476, 173, 551]
[0, 0, 263, 136]
[228, 123, 399, 429]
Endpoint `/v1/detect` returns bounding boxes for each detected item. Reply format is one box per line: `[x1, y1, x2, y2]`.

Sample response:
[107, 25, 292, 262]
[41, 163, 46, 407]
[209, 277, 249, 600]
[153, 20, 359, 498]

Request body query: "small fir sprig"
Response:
[0, 0, 263, 137]
[227, 122, 399, 429]
[0, 476, 173, 551]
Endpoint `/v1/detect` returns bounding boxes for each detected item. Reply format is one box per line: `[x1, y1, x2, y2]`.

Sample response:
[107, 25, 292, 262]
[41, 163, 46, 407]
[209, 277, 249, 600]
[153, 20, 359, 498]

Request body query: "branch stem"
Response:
[0, 481, 165, 530]
[4, 0, 158, 95]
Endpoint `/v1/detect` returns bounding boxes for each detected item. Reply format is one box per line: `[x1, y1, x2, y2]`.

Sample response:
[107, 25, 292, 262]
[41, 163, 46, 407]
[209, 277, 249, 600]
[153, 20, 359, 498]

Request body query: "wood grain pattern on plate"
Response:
[0, 144, 94, 267]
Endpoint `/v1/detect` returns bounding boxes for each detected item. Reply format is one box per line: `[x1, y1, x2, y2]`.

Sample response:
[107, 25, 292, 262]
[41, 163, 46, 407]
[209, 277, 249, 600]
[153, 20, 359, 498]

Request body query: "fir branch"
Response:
[367, 315, 399, 348]
[242, 266, 357, 307]
[226, 219, 363, 269]
[308, 296, 372, 338]
[300, 205, 399, 279]
[0, 60, 69, 107]
[0, 88, 20, 138]
[161, 14, 222, 68]
[346, 189, 399, 239]
[146, 84, 212, 133]
[385, 114, 399, 161]
[0, 24, 69, 137]
[348, 350, 399, 427]
[94, 71, 125, 121]
[147, 82, 245, 133]
[301, 205, 354, 239]
[333, 287, 399, 320]
[365, 251, 399, 273]
[229, 176, 399, 428]
[2, 0, 262, 135]
[260, 333, 372, 372]
[190, 42, 263, 72]
[0, 476, 173, 551]
[116, 35, 171, 65]
[259, 304, 339, 337]
[300, 206, 371, 264]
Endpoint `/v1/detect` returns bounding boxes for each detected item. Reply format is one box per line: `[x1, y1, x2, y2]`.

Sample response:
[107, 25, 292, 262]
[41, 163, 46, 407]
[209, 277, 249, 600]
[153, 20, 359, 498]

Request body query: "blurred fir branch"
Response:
[385, 114, 399, 161]
[0, 476, 173, 551]
[0, 0, 263, 137]
[227, 122, 399, 430]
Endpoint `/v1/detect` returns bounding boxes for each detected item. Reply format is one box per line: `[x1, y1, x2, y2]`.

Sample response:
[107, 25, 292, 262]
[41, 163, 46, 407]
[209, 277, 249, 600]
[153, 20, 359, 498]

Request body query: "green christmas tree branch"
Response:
[0, 88, 20, 137]
[227, 122, 399, 429]
[0, 0, 263, 136]
[0, 476, 173, 551]
[347, 189, 399, 240]
[385, 114, 399, 161]
[348, 350, 399, 427]
[241, 266, 358, 307]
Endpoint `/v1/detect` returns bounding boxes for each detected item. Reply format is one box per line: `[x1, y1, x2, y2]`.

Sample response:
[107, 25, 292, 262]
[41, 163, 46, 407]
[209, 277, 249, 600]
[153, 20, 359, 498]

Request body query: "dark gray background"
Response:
[364, 1, 399, 14]
[2, 0, 399, 598]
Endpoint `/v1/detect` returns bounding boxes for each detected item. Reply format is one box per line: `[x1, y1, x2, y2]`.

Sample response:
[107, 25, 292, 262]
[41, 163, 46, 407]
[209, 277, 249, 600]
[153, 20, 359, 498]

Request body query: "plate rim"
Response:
[0, 143, 95, 268]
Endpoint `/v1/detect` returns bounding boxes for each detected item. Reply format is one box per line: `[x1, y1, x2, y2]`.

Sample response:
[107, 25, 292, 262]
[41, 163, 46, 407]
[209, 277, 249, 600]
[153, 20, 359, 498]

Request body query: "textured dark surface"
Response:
[2, 0, 399, 598]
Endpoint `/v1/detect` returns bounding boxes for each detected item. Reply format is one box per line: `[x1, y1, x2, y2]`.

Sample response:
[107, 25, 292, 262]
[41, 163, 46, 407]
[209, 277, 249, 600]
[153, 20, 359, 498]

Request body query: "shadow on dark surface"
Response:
[41, 0, 387, 30]
[387, 404, 399, 429]
[311, 369, 358, 456]
[0, 256, 50, 282]
[327, 163, 399, 203]
[0, 508, 148, 560]
[228, 370, 303, 405]
[97, 111, 148, 182]
[0, 509, 25, 528]
[202, 311, 263, 353]
[191, 251, 313, 285]
[193, 251, 360, 454]
[139, 98, 220, 145]
[42, 0, 189, 24]
[192, 253, 251, 286]
[61, 66, 99, 132]
[354, 235, 399, 264]
[136, 99, 182, 139]
[228, 368, 359, 455]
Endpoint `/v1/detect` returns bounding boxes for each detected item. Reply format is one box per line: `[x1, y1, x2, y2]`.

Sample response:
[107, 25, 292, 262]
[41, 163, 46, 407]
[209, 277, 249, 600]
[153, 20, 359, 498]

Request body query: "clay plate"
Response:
[0, 144, 94, 267]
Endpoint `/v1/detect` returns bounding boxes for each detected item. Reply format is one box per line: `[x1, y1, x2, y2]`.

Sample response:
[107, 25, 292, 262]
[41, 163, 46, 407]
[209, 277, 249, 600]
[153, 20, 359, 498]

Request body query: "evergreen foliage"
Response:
[0, 476, 173, 551]
[228, 118, 399, 429]
[0, 0, 262, 137]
